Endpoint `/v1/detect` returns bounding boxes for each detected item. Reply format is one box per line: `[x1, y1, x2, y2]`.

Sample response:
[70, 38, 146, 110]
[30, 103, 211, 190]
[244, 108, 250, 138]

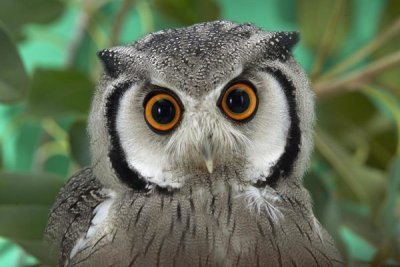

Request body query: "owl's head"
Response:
[89, 21, 314, 193]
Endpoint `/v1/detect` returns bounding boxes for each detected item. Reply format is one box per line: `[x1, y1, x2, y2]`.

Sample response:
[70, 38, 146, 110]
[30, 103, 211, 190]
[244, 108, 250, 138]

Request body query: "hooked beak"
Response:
[201, 140, 214, 174]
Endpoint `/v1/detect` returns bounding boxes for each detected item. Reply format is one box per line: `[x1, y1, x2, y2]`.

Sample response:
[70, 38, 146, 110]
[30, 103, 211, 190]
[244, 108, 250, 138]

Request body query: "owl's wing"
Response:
[44, 167, 107, 265]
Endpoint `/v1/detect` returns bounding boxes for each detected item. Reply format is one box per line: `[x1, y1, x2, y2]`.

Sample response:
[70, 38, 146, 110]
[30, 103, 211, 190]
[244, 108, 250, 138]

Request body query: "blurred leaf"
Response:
[296, 0, 351, 54]
[367, 118, 396, 169]
[382, 0, 400, 28]
[371, 237, 399, 267]
[0, 0, 64, 39]
[18, 240, 57, 266]
[317, 92, 375, 143]
[340, 202, 381, 244]
[381, 156, 400, 232]
[315, 128, 386, 205]
[43, 154, 70, 177]
[317, 92, 376, 130]
[0, 205, 50, 240]
[0, 172, 63, 206]
[363, 87, 400, 154]
[28, 69, 94, 117]
[0, 173, 57, 260]
[153, 0, 220, 25]
[374, 0, 400, 98]
[0, 23, 29, 103]
[340, 226, 376, 263]
[317, 91, 397, 170]
[69, 119, 90, 167]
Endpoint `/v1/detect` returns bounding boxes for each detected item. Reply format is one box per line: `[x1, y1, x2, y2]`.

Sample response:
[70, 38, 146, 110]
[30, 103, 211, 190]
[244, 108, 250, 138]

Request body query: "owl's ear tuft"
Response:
[275, 31, 299, 51]
[97, 49, 123, 78]
[264, 31, 299, 61]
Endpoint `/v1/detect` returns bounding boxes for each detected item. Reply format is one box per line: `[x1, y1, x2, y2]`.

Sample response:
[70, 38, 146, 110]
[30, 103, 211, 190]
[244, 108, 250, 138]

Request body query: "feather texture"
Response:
[46, 21, 342, 266]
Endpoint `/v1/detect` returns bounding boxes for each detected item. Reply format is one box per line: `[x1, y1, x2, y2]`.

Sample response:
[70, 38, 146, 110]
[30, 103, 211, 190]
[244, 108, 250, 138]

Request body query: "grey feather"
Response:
[45, 168, 107, 265]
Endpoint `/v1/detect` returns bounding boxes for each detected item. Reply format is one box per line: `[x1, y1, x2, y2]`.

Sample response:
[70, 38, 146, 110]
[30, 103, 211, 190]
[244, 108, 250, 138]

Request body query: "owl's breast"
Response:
[68, 184, 342, 267]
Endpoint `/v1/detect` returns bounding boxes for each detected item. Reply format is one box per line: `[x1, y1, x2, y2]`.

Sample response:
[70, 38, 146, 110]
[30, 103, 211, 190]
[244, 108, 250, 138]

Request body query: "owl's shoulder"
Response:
[45, 167, 107, 264]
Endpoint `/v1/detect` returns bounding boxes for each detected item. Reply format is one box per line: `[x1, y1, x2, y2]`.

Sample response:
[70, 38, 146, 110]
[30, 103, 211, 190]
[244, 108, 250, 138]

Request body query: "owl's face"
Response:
[89, 21, 314, 192]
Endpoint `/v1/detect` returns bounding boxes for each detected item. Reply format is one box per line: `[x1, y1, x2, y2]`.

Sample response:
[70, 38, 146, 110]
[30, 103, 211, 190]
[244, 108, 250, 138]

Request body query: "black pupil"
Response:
[226, 89, 250, 113]
[151, 99, 176, 124]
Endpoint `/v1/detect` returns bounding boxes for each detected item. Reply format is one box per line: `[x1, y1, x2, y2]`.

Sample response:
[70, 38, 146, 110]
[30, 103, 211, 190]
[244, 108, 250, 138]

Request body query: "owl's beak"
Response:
[204, 158, 214, 174]
[201, 140, 214, 174]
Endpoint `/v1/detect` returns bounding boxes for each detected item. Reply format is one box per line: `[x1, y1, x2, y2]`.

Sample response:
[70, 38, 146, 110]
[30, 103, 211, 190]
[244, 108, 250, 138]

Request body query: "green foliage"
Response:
[154, 0, 220, 25]
[0, 206, 50, 241]
[0, 173, 62, 265]
[28, 69, 94, 117]
[0, 0, 399, 266]
[0, 0, 64, 39]
[68, 119, 91, 167]
[296, 0, 351, 55]
[382, 156, 400, 232]
[0, 24, 29, 103]
[0, 173, 64, 206]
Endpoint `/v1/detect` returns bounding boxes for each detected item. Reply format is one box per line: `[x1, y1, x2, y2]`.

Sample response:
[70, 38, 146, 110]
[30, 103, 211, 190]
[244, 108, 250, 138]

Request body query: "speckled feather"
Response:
[45, 21, 343, 266]
[45, 168, 107, 265]
[46, 168, 342, 266]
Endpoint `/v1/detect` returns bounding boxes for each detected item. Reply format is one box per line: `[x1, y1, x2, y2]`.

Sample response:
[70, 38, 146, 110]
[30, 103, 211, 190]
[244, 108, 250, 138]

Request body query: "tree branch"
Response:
[314, 50, 400, 97]
[310, 0, 346, 79]
[319, 17, 400, 80]
[66, 0, 109, 67]
[66, 11, 90, 67]
[110, 0, 135, 46]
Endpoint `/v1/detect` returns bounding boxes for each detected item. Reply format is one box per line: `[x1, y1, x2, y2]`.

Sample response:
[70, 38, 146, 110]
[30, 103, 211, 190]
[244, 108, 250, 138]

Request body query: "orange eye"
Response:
[219, 81, 258, 121]
[144, 92, 182, 133]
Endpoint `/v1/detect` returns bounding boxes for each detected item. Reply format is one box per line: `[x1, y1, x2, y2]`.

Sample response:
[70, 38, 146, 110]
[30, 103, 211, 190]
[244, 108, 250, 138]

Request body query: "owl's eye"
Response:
[144, 91, 182, 133]
[219, 81, 258, 121]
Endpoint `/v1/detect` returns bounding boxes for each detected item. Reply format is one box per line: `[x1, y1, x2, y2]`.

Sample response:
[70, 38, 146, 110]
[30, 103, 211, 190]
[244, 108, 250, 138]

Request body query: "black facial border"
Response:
[255, 67, 301, 188]
[105, 81, 149, 191]
[104, 67, 301, 190]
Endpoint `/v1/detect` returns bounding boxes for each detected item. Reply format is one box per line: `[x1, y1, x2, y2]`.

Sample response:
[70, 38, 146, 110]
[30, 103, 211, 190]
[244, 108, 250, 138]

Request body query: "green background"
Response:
[0, 0, 399, 266]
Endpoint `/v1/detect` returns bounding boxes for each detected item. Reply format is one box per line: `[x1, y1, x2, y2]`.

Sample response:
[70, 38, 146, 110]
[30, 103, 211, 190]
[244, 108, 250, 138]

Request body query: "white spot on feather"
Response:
[68, 190, 116, 263]
[240, 186, 284, 223]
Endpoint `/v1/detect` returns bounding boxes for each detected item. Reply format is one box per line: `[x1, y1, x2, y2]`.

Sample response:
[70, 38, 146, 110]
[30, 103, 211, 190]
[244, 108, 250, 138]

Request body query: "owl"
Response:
[45, 21, 343, 266]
